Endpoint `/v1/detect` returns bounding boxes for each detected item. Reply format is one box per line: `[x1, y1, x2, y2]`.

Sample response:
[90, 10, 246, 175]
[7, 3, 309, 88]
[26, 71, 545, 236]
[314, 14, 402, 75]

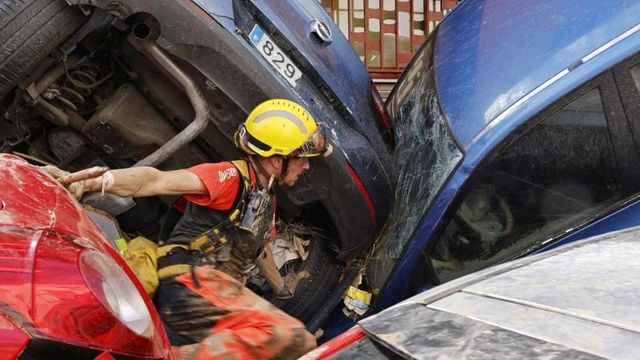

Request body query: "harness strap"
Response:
[189, 160, 254, 253]
[157, 245, 192, 280]
[157, 160, 255, 279]
[191, 228, 229, 253]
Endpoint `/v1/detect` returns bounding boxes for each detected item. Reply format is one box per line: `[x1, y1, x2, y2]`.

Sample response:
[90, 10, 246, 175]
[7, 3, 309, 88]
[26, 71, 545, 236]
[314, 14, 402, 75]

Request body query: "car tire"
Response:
[265, 233, 343, 324]
[0, 0, 86, 99]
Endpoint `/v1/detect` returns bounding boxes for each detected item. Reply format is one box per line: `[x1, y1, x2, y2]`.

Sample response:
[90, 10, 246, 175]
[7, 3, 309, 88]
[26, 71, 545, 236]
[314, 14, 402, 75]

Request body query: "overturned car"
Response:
[0, 0, 395, 328]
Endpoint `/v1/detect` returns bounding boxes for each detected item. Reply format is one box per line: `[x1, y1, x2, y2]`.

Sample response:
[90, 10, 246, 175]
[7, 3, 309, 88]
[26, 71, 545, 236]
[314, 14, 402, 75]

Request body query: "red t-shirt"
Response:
[183, 162, 242, 211]
[177, 161, 276, 242]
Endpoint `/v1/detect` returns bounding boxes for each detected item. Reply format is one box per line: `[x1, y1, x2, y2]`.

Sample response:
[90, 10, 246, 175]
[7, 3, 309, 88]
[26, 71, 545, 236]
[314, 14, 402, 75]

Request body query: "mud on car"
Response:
[0, 0, 396, 329]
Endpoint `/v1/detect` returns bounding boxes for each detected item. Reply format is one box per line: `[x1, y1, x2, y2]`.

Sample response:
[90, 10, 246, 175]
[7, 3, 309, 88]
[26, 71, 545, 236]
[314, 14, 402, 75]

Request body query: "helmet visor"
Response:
[287, 125, 328, 158]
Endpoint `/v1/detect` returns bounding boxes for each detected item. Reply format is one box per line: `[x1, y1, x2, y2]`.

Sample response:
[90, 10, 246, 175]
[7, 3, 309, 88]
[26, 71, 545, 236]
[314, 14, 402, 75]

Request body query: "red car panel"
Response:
[0, 154, 171, 359]
[0, 154, 107, 244]
[0, 312, 30, 359]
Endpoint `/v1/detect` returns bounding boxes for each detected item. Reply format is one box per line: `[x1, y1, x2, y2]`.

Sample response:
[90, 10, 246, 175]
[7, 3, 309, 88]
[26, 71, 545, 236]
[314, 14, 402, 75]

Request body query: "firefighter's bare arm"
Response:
[62, 167, 208, 198]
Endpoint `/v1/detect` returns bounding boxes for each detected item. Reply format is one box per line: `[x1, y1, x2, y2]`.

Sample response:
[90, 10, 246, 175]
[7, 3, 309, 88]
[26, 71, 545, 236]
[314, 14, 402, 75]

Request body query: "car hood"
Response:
[0, 154, 105, 240]
[359, 227, 640, 358]
[436, 0, 640, 146]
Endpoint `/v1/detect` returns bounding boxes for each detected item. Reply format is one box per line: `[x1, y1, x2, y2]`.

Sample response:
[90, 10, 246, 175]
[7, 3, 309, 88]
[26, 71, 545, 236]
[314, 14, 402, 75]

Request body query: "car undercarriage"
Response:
[0, 0, 396, 330]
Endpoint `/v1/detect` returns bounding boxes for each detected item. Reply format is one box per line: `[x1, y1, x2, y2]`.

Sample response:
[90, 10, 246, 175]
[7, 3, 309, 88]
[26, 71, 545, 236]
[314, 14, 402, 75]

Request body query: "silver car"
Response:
[306, 226, 640, 359]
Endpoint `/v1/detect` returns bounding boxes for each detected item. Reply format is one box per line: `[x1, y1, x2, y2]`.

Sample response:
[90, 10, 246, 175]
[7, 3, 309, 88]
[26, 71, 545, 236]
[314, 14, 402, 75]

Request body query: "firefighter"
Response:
[52, 99, 327, 359]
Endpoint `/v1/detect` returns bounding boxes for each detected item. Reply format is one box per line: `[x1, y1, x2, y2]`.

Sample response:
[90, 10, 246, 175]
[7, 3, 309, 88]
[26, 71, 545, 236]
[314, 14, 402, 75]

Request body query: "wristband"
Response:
[101, 171, 115, 196]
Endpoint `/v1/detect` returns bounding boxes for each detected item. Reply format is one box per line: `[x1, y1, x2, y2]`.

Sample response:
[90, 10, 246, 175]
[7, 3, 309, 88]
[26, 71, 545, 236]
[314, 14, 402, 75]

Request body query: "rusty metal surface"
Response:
[83, 84, 178, 160]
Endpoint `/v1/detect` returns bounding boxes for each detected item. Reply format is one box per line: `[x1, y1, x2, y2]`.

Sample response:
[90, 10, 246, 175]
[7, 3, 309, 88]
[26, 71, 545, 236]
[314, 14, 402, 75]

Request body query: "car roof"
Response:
[359, 226, 640, 359]
[435, 0, 640, 147]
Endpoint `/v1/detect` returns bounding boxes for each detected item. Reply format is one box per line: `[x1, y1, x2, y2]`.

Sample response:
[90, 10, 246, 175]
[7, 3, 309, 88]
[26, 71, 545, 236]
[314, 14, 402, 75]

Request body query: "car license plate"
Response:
[249, 25, 302, 88]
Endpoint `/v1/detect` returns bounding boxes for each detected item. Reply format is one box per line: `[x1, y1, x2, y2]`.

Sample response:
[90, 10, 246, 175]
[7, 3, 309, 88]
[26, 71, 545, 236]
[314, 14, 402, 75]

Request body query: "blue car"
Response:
[324, 0, 640, 337]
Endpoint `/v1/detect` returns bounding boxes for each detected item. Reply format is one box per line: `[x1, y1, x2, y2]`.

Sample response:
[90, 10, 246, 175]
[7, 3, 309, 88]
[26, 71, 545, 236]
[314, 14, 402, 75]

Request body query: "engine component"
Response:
[82, 83, 178, 161]
[42, 60, 111, 120]
[128, 22, 210, 167]
[23, 57, 106, 130]
[51, 62, 102, 112]
[47, 127, 87, 165]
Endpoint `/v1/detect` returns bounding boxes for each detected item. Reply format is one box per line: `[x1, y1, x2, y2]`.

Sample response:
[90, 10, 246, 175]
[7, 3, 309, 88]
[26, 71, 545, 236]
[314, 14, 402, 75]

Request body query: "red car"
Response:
[0, 154, 171, 359]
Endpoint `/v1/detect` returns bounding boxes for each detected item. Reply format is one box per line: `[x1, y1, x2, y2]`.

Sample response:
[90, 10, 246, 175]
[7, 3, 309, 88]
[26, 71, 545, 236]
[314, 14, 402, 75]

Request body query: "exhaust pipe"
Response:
[128, 22, 210, 167]
[74, 22, 209, 217]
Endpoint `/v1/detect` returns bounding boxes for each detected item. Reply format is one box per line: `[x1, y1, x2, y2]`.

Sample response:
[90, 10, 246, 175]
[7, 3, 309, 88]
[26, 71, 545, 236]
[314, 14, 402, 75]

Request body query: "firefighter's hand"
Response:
[40, 164, 69, 180]
[40, 165, 87, 200]
[65, 180, 86, 200]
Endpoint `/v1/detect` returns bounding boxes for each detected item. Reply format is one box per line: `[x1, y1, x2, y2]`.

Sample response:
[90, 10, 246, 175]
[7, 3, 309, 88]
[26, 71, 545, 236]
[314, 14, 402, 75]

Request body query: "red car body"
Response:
[0, 154, 171, 359]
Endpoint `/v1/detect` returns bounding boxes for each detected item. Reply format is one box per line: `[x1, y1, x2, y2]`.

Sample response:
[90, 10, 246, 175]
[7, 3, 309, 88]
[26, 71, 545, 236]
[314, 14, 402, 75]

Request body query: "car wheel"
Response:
[0, 0, 86, 99]
[265, 233, 343, 324]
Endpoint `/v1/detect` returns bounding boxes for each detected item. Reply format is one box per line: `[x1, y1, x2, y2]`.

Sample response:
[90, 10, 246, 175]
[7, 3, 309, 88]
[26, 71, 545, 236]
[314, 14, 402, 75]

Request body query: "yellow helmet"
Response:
[235, 99, 327, 158]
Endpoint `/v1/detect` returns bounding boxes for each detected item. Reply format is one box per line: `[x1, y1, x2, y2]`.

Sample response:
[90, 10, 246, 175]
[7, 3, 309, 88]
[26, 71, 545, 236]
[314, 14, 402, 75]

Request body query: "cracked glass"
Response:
[367, 35, 463, 292]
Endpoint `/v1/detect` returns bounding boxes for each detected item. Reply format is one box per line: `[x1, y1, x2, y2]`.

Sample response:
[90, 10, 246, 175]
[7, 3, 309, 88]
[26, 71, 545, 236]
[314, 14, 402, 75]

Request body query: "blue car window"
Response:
[429, 87, 633, 283]
[367, 37, 463, 292]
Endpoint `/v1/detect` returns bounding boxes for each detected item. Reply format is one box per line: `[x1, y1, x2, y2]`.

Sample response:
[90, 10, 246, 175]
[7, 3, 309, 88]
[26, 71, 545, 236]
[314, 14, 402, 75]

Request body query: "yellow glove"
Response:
[40, 164, 68, 180]
[40, 165, 87, 200]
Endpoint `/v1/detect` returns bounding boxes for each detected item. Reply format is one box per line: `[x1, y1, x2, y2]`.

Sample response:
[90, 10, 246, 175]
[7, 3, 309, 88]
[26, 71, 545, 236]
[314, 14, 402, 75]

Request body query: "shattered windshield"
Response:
[366, 37, 463, 293]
